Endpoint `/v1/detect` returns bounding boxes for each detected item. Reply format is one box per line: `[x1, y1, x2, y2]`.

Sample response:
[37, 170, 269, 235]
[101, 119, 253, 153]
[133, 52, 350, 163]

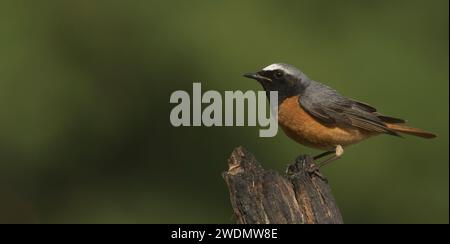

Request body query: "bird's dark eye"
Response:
[274, 71, 284, 78]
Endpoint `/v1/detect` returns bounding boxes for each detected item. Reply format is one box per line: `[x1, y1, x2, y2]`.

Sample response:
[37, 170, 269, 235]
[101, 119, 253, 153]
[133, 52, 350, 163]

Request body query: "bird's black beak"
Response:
[243, 72, 259, 79]
[243, 72, 272, 82]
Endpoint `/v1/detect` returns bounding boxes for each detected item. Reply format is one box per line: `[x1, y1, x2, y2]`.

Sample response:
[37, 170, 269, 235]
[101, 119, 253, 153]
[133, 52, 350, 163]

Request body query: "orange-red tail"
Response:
[386, 123, 437, 139]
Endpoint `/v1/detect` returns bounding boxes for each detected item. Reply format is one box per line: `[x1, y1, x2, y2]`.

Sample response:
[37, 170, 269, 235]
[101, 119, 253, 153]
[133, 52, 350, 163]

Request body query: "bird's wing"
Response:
[299, 81, 401, 136]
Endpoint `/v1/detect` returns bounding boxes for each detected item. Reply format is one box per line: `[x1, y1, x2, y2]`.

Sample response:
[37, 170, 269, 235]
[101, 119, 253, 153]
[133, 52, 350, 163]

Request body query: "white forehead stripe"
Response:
[262, 64, 284, 71]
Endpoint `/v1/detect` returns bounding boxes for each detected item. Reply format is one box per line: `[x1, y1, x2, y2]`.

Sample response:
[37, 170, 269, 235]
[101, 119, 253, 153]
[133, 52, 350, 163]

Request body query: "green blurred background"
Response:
[0, 0, 448, 224]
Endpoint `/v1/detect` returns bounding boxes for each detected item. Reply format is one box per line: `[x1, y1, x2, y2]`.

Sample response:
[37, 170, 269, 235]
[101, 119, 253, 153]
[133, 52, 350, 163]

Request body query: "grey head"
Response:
[243, 63, 311, 101]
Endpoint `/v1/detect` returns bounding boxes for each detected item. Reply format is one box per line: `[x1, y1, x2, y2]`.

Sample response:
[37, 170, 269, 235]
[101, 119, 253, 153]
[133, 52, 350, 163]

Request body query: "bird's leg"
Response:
[316, 145, 344, 168]
[313, 151, 334, 160]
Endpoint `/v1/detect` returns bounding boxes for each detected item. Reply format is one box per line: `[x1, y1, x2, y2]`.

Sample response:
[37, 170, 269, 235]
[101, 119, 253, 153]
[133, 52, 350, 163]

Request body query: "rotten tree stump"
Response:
[222, 146, 343, 224]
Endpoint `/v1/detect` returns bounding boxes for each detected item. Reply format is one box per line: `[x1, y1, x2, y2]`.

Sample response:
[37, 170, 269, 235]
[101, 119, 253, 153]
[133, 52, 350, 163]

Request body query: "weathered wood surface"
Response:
[222, 146, 343, 224]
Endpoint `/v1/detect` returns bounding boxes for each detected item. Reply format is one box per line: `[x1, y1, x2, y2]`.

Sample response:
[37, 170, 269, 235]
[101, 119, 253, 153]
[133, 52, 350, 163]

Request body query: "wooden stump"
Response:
[222, 146, 343, 224]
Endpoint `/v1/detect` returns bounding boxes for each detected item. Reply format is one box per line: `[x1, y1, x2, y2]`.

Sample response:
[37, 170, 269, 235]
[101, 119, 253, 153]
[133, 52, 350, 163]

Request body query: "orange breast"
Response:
[278, 95, 373, 150]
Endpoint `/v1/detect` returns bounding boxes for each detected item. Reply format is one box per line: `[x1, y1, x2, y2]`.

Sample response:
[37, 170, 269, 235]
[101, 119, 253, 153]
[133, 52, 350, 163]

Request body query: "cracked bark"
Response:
[222, 146, 343, 224]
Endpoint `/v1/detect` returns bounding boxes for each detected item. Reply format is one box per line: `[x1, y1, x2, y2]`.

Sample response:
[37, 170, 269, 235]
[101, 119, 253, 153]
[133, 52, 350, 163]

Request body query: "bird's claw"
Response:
[287, 154, 328, 182]
[287, 154, 311, 175]
[293, 154, 328, 182]
[295, 154, 313, 167]
[307, 163, 328, 183]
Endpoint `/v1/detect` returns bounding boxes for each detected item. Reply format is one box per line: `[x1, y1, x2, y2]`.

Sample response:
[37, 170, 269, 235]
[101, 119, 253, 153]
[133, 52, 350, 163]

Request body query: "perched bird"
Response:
[244, 63, 436, 167]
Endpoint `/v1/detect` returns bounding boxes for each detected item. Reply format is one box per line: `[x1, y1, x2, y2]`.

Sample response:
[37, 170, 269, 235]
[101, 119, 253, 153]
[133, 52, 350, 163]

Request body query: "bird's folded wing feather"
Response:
[299, 81, 401, 136]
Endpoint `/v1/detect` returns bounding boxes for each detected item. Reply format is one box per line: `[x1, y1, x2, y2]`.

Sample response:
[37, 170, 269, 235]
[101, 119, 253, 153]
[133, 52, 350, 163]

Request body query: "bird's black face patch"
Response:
[244, 64, 311, 103]
[244, 63, 311, 102]
[256, 69, 301, 94]
[273, 70, 284, 79]
[256, 69, 285, 82]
